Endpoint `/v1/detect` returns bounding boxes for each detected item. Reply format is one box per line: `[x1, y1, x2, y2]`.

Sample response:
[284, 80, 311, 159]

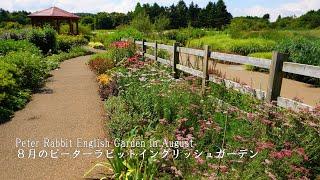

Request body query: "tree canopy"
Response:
[1, 1, 320, 31]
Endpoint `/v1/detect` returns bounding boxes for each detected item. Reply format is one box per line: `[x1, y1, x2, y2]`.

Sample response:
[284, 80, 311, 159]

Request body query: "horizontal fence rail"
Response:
[134, 40, 320, 111]
[283, 62, 320, 79]
[210, 52, 272, 69]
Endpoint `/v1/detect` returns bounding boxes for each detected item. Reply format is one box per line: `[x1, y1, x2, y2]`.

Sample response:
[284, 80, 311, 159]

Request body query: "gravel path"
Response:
[0, 55, 107, 179]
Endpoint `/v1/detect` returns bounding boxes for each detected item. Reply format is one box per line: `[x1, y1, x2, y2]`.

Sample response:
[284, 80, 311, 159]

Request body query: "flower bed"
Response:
[87, 41, 320, 179]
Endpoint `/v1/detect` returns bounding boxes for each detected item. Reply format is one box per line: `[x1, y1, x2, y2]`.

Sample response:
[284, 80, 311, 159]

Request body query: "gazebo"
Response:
[28, 7, 80, 34]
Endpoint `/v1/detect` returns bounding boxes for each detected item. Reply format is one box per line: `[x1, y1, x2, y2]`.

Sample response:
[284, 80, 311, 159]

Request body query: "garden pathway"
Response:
[0, 55, 107, 179]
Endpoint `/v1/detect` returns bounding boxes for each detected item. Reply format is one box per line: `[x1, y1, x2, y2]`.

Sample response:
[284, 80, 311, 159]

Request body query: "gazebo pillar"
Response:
[69, 19, 74, 34]
[76, 20, 79, 35]
[55, 19, 60, 33]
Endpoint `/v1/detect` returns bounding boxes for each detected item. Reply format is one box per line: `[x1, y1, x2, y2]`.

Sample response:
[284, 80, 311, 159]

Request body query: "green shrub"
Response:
[0, 40, 40, 56]
[45, 47, 90, 70]
[0, 28, 30, 40]
[164, 28, 207, 46]
[3, 22, 23, 30]
[228, 17, 270, 33]
[0, 46, 89, 122]
[1, 51, 46, 90]
[130, 11, 153, 34]
[28, 27, 57, 54]
[276, 38, 320, 85]
[0, 61, 30, 122]
[57, 35, 88, 52]
[92, 27, 143, 47]
[276, 37, 320, 66]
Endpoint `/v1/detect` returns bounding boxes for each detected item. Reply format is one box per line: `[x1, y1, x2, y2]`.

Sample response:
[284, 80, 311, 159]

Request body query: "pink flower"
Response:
[270, 149, 293, 159]
[219, 166, 228, 173]
[295, 148, 309, 161]
[290, 165, 310, 175]
[247, 113, 255, 121]
[159, 118, 167, 125]
[233, 135, 245, 142]
[261, 118, 273, 126]
[195, 157, 205, 165]
[256, 141, 275, 152]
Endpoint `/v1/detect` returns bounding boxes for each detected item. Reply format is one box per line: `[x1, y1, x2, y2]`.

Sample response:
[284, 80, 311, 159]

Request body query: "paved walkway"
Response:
[0, 55, 107, 179]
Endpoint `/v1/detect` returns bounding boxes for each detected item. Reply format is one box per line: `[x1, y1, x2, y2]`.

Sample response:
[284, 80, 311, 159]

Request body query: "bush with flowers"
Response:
[86, 40, 320, 179]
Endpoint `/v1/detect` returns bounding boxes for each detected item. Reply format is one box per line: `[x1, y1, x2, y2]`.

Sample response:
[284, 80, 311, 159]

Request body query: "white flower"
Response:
[139, 77, 147, 82]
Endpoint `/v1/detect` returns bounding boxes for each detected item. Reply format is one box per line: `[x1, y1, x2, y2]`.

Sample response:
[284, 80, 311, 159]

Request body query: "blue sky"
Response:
[1, 0, 320, 21]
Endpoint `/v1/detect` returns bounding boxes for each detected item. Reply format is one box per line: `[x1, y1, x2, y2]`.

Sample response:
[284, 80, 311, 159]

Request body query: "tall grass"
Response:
[188, 34, 276, 55]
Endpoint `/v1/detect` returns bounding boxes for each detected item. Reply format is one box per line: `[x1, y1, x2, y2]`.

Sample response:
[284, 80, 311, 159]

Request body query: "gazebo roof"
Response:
[28, 6, 80, 19]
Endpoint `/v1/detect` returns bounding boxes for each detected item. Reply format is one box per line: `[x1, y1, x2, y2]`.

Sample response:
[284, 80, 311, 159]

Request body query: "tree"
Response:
[149, 3, 165, 23]
[215, 0, 232, 29]
[176, 0, 188, 28]
[81, 16, 95, 29]
[263, 14, 270, 21]
[95, 12, 113, 29]
[168, 1, 189, 29]
[154, 15, 170, 33]
[131, 11, 152, 34]
[133, 3, 144, 17]
[204, 2, 217, 28]
[298, 10, 320, 29]
[110, 12, 129, 27]
[0, 9, 10, 22]
[187, 2, 201, 27]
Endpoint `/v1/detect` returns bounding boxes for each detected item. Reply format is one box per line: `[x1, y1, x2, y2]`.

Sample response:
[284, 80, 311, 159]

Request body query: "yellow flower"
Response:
[97, 74, 111, 85]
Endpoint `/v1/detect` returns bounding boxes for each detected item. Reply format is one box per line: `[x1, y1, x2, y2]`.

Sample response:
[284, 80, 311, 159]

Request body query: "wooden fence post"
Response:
[173, 42, 179, 79]
[154, 41, 158, 62]
[142, 39, 146, 60]
[133, 39, 136, 52]
[202, 45, 210, 94]
[266, 52, 288, 102]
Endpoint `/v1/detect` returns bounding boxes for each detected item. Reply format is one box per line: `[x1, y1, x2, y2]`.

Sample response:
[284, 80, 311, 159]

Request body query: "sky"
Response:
[1, 0, 320, 21]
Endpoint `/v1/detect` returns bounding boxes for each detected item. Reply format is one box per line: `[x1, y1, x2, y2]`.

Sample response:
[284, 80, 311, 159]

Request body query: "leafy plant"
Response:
[28, 27, 57, 54]
[0, 40, 40, 56]
[0, 61, 30, 122]
[1, 51, 46, 90]
[57, 35, 88, 52]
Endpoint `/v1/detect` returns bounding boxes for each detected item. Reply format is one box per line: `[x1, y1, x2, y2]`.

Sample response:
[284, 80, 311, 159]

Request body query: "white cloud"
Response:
[0, 0, 14, 10]
[232, 0, 320, 21]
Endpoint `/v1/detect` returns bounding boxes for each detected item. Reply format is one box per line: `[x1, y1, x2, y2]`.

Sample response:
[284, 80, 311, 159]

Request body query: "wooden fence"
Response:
[134, 40, 320, 111]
